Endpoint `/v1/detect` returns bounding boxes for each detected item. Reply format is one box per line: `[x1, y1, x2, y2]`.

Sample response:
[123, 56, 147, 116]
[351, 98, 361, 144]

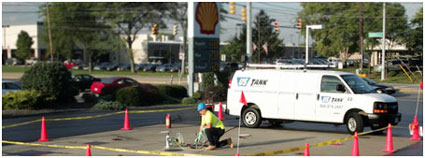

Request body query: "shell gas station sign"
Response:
[188, 2, 220, 73]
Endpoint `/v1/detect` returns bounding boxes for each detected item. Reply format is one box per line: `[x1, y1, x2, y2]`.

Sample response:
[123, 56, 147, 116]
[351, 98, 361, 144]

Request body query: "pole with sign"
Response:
[188, 2, 221, 97]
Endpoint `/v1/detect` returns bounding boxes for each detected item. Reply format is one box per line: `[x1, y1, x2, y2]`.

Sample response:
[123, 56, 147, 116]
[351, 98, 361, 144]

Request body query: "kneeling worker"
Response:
[195, 103, 233, 150]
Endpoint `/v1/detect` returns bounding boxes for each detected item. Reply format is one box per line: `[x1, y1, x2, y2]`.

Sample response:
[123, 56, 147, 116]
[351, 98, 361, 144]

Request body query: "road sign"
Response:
[368, 32, 383, 38]
[179, 52, 184, 60]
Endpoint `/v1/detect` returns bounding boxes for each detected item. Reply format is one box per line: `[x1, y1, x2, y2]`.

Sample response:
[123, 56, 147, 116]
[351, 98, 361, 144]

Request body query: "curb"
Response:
[396, 88, 422, 94]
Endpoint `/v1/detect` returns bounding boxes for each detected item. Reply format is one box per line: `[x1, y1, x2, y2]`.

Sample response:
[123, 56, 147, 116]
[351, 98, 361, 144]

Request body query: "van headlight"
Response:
[373, 102, 388, 113]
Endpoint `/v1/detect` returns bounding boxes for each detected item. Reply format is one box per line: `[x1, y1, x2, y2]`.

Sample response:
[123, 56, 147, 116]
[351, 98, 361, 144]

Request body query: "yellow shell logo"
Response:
[196, 2, 219, 35]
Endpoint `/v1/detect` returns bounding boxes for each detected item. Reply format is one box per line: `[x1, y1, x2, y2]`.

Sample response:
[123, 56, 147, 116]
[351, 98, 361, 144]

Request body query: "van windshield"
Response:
[341, 75, 374, 94]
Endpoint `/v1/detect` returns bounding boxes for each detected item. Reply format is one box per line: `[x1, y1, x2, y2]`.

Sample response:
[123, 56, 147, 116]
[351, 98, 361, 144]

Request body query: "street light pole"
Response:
[246, 2, 252, 63]
[305, 25, 324, 66]
[381, 2, 386, 81]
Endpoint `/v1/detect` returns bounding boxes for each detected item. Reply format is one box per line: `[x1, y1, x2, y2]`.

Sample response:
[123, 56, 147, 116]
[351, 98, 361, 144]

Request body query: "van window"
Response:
[341, 75, 373, 94]
[321, 76, 346, 93]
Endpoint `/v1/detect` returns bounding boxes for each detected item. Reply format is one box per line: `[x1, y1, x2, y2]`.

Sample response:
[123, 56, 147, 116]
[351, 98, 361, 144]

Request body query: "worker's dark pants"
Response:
[205, 127, 228, 147]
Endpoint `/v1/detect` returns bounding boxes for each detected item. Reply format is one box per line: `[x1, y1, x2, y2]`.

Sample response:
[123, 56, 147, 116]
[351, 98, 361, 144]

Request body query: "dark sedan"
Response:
[71, 74, 100, 92]
[363, 77, 396, 94]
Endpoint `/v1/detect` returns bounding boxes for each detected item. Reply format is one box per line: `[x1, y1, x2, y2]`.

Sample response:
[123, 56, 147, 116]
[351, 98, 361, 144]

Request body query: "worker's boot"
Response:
[227, 138, 234, 149]
[206, 145, 216, 151]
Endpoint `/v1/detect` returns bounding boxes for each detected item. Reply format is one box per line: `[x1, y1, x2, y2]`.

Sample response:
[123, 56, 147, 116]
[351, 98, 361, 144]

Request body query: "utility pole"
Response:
[381, 2, 386, 81]
[246, 2, 252, 63]
[359, 3, 364, 72]
[46, 3, 54, 61]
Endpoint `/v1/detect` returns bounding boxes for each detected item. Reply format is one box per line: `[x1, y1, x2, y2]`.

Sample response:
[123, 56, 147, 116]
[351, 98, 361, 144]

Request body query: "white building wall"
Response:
[117, 34, 149, 64]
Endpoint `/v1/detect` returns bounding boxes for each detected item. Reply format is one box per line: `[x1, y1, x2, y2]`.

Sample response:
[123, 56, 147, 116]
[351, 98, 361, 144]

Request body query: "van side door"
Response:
[293, 73, 319, 121]
[316, 75, 350, 123]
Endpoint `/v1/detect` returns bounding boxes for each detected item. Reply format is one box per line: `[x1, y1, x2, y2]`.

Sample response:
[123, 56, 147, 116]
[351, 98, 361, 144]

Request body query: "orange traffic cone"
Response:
[410, 115, 421, 141]
[382, 123, 395, 153]
[218, 102, 225, 121]
[121, 109, 132, 130]
[352, 132, 359, 156]
[165, 114, 171, 129]
[86, 144, 92, 156]
[38, 116, 49, 142]
[304, 143, 310, 156]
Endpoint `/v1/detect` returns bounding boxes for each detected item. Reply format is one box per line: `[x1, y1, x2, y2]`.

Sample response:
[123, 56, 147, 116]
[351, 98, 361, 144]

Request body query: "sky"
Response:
[2, 2, 423, 45]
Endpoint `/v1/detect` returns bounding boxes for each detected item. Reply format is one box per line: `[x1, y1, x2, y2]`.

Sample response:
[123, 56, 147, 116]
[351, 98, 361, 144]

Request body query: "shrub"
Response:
[202, 86, 227, 103]
[116, 86, 145, 106]
[100, 86, 121, 100]
[193, 91, 203, 100]
[82, 93, 97, 103]
[21, 62, 72, 102]
[139, 84, 162, 105]
[182, 97, 196, 104]
[202, 72, 215, 90]
[92, 100, 126, 111]
[2, 90, 48, 110]
[156, 84, 188, 99]
[115, 84, 162, 107]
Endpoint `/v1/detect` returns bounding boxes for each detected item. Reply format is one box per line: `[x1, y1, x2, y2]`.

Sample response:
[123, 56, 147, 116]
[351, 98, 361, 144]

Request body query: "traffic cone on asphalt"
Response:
[352, 132, 359, 156]
[218, 102, 225, 121]
[38, 116, 49, 142]
[165, 114, 171, 129]
[382, 123, 395, 153]
[86, 144, 92, 156]
[121, 109, 132, 130]
[304, 143, 310, 156]
[410, 115, 421, 141]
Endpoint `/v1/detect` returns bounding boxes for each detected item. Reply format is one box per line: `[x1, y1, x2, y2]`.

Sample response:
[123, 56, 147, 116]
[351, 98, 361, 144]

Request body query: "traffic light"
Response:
[229, 2, 235, 14]
[152, 24, 158, 35]
[297, 19, 302, 29]
[274, 21, 279, 31]
[173, 24, 178, 36]
[241, 7, 246, 21]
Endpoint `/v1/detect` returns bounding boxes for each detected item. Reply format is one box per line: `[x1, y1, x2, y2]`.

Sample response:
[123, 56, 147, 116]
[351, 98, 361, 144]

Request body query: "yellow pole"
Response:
[400, 65, 413, 82]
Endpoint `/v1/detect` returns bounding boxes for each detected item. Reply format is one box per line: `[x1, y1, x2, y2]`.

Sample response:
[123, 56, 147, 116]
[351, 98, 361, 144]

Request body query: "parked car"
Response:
[143, 64, 158, 72]
[363, 77, 396, 95]
[93, 62, 109, 70]
[25, 57, 40, 65]
[105, 63, 119, 71]
[71, 74, 100, 92]
[2, 80, 21, 95]
[117, 64, 130, 71]
[170, 64, 181, 72]
[156, 64, 174, 72]
[5, 58, 24, 65]
[90, 77, 140, 94]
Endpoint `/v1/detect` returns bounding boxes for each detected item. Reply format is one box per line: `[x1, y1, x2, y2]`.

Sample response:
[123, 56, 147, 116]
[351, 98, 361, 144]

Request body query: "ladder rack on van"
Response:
[246, 63, 330, 70]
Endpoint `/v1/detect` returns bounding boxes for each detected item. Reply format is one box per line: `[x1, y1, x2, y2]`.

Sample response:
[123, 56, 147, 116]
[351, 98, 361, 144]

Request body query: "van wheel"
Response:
[242, 107, 262, 128]
[346, 112, 364, 134]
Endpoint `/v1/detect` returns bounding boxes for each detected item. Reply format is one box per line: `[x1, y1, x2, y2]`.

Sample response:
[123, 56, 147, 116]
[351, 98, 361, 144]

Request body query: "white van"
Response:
[226, 69, 401, 134]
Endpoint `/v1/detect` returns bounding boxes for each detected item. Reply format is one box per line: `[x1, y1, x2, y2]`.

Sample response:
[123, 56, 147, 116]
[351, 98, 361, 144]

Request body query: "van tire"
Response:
[346, 112, 364, 134]
[242, 107, 262, 128]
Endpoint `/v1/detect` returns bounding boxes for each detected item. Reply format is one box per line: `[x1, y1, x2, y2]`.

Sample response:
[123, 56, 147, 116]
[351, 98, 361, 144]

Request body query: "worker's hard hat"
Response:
[197, 103, 206, 111]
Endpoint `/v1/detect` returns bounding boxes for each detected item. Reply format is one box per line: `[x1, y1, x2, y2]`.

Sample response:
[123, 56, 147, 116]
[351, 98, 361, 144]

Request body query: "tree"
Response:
[101, 3, 168, 73]
[16, 31, 34, 60]
[222, 10, 283, 63]
[167, 2, 187, 74]
[403, 7, 423, 54]
[298, 2, 408, 65]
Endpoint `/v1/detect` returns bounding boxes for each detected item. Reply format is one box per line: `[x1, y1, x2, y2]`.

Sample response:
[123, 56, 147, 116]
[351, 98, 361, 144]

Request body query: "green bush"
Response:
[2, 90, 49, 110]
[202, 86, 228, 103]
[202, 72, 215, 90]
[182, 97, 197, 104]
[156, 84, 188, 99]
[115, 84, 162, 107]
[100, 86, 121, 100]
[82, 93, 97, 103]
[193, 91, 203, 100]
[116, 86, 145, 106]
[21, 62, 73, 102]
[92, 100, 126, 111]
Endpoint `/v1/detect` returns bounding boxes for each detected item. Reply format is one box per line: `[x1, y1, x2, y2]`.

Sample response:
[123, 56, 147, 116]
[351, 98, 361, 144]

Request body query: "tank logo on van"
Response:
[321, 96, 343, 103]
[251, 79, 268, 86]
[237, 77, 251, 86]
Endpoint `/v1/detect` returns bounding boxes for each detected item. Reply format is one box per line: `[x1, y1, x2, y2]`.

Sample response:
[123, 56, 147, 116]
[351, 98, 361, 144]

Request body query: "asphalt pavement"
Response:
[2, 93, 423, 156]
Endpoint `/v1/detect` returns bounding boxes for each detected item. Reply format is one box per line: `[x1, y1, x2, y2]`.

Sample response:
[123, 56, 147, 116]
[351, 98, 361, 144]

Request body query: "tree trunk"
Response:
[88, 52, 93, 74]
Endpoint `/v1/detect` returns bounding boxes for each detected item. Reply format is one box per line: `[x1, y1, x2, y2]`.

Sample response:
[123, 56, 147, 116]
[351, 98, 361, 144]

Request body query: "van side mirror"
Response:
[336, 84, 346, 93]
